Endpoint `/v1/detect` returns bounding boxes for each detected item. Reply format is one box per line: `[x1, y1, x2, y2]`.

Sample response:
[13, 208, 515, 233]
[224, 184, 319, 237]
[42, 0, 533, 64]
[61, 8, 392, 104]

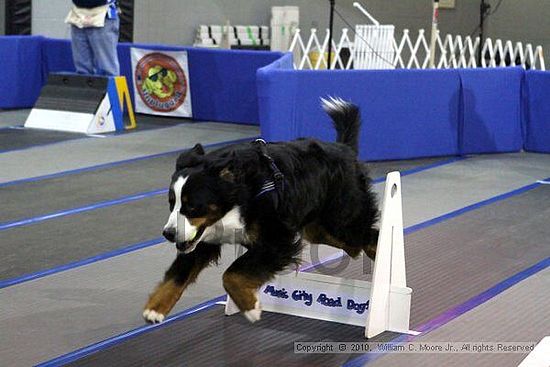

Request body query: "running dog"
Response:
[143, 98, 379, 324]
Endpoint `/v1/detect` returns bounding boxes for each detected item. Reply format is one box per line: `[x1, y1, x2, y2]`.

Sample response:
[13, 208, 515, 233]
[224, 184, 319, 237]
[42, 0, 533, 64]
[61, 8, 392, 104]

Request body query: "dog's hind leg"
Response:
[303, 223, 378, 261]
[363, 228, 378, 261]
[143, 243, 221, 323]
[303, 223, 362, 258]
[223, 239, 301, 323]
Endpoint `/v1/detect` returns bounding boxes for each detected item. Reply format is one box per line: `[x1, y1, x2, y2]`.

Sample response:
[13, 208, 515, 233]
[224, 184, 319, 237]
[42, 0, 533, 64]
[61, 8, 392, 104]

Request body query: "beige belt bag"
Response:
[65, 5, 109, 28]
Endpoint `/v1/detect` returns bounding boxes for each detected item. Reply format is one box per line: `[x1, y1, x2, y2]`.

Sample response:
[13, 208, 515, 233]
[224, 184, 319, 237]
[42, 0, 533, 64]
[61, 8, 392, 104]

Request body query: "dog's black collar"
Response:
[253, 139, 284, 199]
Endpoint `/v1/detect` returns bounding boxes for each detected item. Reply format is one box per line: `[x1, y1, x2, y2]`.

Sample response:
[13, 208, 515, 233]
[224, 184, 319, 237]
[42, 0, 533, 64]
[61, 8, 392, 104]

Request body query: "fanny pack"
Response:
[65, 5, 109, 28]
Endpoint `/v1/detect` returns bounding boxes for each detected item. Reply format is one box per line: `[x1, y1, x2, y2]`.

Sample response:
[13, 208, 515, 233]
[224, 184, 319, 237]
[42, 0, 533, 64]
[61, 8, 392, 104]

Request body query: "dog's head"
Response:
[163, 143, 240, 253]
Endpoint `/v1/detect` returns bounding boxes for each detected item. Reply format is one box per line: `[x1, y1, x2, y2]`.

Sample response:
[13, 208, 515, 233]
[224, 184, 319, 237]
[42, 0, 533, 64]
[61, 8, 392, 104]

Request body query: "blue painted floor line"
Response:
[2, 155, 464, 233]
[342, 257, 550, 367]
[0, 125, 23, 131]
[34, 176, 549, 367]
[34, 295, 227, 367]
[0, 133, 93, 155]
[371, 156, 466, 184]
[0, 238, 165, 289]
[0, 136, 259, 189]
[0, 155, 464, 290]
[0, 122, 207, 155]
[0, 189, 167, 231]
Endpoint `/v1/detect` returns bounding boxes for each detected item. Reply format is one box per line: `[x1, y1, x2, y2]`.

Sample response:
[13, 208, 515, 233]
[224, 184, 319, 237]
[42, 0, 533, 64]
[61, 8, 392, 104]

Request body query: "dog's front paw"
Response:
[143, 308, 165, 324]
[142, 279, 185, 324]
[243, 300, 262, 323]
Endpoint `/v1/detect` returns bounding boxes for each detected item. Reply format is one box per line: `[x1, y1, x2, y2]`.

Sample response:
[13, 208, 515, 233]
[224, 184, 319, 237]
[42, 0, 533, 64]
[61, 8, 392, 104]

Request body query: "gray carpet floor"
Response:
[0, 121, 260, 184]
[62, 186, 550, 367]
[0, 127, 91, 152]
[1, 153, 549, 366]
[369, 268, 550, 367]
[0, 151, 447, 282]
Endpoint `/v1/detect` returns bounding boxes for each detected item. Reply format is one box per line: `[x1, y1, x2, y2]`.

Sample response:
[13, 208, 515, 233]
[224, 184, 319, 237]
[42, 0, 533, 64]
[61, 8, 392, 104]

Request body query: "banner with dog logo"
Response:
[131, 48, 192, 117]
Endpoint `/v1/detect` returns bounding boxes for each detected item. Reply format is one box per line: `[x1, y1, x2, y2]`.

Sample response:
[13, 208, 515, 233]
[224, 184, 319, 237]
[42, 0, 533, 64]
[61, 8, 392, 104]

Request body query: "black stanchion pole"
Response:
[478, 0, 491, 66]
[327, 0, 335, 69]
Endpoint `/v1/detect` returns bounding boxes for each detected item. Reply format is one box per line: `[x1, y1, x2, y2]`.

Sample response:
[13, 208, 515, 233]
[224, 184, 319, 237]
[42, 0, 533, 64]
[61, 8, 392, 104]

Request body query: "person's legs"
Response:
[71, 25, 94, 74]
[88, 18, 120, 76]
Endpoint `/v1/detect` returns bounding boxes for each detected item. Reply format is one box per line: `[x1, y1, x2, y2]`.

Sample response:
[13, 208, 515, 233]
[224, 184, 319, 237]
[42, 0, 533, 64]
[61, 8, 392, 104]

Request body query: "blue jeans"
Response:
[71, 18, 120, 76]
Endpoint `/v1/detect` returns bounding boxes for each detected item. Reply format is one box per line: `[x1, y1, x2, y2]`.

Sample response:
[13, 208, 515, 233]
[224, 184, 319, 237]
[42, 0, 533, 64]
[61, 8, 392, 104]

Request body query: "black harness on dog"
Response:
[253, 139, 285, 207]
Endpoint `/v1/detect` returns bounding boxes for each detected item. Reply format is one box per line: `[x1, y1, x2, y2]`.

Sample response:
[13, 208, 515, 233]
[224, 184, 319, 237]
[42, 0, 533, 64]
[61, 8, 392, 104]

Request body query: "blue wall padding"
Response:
[1, 36, 282, 125]
[187, 47, 285, 125]
[458, 67, 524, 154]
[0, 36, 45, 108]
[116, 42, 283, 124]
[257, 53, 297, 143]
[524, 70, 550, 153]
[259, 64, 461, 161]
[41, 38, 77, 76]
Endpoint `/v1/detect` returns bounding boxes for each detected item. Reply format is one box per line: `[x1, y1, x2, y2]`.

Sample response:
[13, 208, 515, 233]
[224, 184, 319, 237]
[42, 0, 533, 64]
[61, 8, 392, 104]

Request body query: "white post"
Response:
[428, 0, 440, 68]
[366, 172, 419, 338]
[353, 2, 380, 26]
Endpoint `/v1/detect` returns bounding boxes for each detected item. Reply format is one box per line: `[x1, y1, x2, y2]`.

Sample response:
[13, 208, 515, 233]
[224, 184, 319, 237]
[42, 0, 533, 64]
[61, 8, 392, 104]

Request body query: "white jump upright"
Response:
[225, 172, 418, 339]
[365, 171, 419, 338]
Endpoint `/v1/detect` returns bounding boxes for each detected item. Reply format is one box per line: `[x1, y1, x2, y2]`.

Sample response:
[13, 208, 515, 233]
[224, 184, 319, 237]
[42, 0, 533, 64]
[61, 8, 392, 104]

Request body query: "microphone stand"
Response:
[327, 0, 335, 69]
[478, 0, 491, 66]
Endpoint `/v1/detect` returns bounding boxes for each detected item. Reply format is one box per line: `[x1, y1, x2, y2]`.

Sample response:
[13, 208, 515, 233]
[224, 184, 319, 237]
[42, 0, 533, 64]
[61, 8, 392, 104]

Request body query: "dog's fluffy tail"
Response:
[321, 97, 361, 154]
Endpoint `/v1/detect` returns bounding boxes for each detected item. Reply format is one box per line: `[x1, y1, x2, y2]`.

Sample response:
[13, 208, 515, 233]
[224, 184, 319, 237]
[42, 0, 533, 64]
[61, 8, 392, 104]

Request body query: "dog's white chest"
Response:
[202, 206, 248, 245]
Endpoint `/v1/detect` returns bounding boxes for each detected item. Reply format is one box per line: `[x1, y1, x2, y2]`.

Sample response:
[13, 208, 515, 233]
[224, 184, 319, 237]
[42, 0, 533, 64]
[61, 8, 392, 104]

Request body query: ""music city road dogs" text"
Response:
[263, 285, 369, 314]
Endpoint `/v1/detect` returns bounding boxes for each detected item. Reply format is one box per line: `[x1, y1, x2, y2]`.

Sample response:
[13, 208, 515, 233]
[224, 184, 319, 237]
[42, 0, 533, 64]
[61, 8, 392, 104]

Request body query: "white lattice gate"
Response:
[289, 28, 546, 71]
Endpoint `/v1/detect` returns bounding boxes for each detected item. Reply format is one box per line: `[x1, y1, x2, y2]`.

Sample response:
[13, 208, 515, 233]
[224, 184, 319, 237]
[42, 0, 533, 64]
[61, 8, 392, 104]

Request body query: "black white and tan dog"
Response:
[143, 98, 379, 324]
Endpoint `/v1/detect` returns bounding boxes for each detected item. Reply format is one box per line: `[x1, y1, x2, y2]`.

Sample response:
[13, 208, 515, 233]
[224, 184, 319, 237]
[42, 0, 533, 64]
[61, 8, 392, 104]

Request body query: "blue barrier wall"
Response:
[258, 59, 549, 161]
[0, 36, 45, 108]
[524, 71, 550, 153]
[0, 36, 283, 125]
[1, 35, 549, 159]
[259, 57, 461, 161]
[116, 43, 284, 125]
[458, 68, 524, 154]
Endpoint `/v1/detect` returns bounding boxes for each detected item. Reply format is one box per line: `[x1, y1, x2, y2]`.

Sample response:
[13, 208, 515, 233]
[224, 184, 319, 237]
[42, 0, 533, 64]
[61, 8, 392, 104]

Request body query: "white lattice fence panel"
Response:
[289, 28, 546, 71]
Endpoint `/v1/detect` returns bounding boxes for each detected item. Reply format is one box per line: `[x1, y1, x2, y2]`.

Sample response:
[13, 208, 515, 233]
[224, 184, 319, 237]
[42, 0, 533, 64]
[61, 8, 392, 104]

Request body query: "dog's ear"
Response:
[191, 143, 205, 155]
[176, 143, 205, 171]
[219, 166, 235, 183]
[208, 152, 238, 183]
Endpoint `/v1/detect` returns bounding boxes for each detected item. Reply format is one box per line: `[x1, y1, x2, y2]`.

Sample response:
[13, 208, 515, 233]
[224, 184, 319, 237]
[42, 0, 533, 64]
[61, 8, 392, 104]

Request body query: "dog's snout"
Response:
[163, 228, 176, 242]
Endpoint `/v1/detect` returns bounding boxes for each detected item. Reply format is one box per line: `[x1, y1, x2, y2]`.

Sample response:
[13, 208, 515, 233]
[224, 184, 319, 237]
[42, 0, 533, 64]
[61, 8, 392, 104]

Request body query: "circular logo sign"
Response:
[134, 52, 188, 113]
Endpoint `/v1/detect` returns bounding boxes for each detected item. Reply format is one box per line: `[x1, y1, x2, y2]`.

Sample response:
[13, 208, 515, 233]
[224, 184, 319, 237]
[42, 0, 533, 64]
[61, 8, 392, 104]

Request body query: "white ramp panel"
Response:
[25, 96, 115, 135]
[25, 109, 95, 134]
